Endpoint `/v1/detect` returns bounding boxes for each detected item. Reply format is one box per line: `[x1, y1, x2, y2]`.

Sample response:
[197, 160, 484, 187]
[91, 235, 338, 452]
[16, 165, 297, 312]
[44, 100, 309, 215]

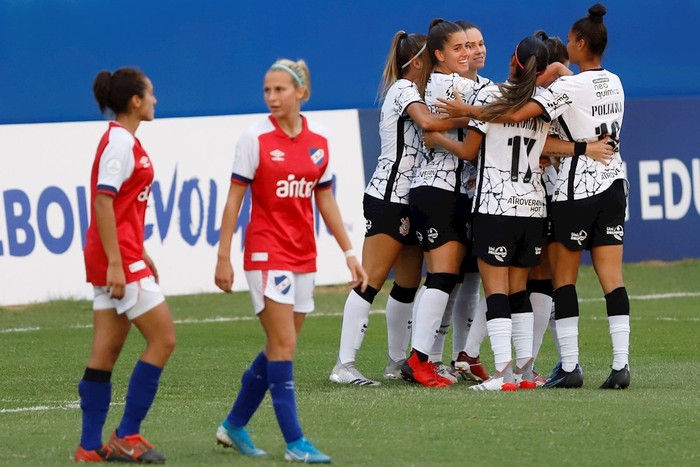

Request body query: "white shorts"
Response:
[92, 276, 165, 321]
[244, 270, 315, 315]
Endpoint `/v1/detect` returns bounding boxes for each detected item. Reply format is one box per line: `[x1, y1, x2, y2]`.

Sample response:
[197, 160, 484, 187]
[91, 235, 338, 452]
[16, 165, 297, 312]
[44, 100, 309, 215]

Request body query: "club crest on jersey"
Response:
[139, 155, 151, 168]
[309, 148, 325, 166]
[488, 246, 508, 263]
[270, 149, 285, 161]
[571, 230, 588, 245]
[399, 217, 410, 237]
[274, 275, 292, 295]
[606, 225, 624, 241]
[427, 227, 438, 243]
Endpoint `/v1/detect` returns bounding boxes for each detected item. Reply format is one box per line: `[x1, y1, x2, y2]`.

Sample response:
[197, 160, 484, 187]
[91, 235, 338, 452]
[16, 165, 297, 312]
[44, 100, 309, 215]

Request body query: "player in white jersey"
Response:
[435, 4, 630, 390]
[329, 31, 460, 386]
[401, 19, 476, 387]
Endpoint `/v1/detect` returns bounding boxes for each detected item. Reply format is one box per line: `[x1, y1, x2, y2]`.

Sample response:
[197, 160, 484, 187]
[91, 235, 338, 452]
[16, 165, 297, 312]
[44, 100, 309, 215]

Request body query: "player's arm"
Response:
[423, 128, 482, 162]
[214, 182, 247, 292]
[315, 188, 368, 292]
[143, 248, 159, 283]
[542, 135, 614, 165]
[434, 96, 544, 123]
[94, 193, 125, 299]
[406, 102, 468, 131]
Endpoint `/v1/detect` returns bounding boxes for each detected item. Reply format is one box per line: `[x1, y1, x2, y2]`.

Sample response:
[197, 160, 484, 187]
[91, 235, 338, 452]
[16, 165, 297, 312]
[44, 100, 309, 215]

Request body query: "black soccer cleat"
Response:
[544, 363, 584, 388]
[599, 364, 630, 390]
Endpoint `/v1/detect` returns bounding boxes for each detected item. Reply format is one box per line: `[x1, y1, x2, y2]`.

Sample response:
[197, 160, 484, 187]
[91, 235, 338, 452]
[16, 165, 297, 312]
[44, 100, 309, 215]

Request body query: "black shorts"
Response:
[551, 179, 627, 251]
[409, 186, 469, 251]
[473, 214, 547, 268]
[363, 194, 417, 245]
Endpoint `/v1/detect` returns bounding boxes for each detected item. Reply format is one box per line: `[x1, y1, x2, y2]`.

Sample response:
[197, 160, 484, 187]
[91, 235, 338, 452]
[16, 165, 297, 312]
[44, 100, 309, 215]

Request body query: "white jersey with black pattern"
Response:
[410, 72, 478, 196]
[533, 69, 625, 202]
[469, 83, 549, 218]
[366, 79, 425, 204]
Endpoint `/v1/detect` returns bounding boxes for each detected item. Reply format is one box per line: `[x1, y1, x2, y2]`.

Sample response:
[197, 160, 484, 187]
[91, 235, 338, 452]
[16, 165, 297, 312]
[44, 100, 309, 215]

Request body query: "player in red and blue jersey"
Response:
[214, 58, 367, 464]
[75, 68, 174, 464]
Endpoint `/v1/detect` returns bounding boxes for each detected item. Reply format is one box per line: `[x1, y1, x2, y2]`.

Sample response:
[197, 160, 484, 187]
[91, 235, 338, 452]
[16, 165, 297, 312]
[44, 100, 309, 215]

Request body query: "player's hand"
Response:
[106, 263, 126, 299]
[434, 97, 470, 119]
[143, 251, 159, 283]
[586, 136, 615, 165]
[423, 131, 442, 149]
[214, 258, 234, 293]
[346, 256, 368, 293]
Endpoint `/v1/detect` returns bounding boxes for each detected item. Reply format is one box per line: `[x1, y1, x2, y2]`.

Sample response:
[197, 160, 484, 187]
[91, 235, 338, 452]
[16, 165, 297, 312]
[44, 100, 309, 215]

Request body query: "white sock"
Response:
[385, 295, 414, 363]
[429, 288, 456, 361]
[413, 288, 449, 356]
[549, 302, 561, 358]
[410, 285, 426, 345]
[464, 297, 487, 357]
[608, 315, 630, 370]
[338, 290, 371, 365]
[451, 272, 481, 361]
[486, 318, 512, 374]
[512, 312, 534, 369]
[556, 317, 579, 372]
[531, 292, 553, 362]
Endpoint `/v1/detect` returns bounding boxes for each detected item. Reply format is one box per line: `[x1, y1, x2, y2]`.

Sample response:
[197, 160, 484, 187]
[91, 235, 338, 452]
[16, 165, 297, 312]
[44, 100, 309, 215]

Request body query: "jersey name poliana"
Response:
[411, 72, 478, 196]
[366, 79, 424, 205]
[533, 69, 625, 202]
[470, 84, 548, 218]
[232, 115, 332, 273]
[84, 122, 154, 285]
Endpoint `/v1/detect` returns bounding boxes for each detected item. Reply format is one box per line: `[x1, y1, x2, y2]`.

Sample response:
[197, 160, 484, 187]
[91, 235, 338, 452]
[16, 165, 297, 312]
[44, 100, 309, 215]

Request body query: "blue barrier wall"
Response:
[0, 0, 698, 124]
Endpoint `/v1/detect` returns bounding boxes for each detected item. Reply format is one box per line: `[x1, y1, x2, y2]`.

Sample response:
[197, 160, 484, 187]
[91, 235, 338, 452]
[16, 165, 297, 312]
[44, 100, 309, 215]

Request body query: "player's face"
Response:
[465, 28, 486, 71]
[435, 30, 470, 75]
[137, 78, 157, 121]
[263, 71, 303, 119]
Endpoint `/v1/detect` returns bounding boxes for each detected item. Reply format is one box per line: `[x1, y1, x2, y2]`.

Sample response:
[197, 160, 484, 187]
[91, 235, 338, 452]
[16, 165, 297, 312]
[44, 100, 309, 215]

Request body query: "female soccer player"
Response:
[436, 4, 629, 390]
[214, 58, 367, 463]
[401, 19, 476, 387]
[75, 67, 174, 463]
[329, 31, 460, 386]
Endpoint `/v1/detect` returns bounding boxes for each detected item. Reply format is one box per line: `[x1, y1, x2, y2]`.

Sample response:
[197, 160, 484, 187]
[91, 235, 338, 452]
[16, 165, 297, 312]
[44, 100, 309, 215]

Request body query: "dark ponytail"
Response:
[92, 67, 147, 115]
[571, 3, 608, 57]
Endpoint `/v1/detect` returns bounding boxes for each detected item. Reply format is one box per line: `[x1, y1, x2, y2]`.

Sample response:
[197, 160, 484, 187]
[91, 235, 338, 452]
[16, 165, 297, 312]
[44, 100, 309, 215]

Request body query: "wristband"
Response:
[574, 141, 587, 156]
[343, 249, 356, 258]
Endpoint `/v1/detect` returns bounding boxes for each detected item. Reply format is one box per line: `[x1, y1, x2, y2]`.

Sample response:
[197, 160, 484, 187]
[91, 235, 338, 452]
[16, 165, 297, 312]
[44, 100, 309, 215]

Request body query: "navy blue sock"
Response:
[116, 360, 163, 437]
[227, 352, 268, 427]
[268, 360, 303, 443]
[79, 369, 112, 450]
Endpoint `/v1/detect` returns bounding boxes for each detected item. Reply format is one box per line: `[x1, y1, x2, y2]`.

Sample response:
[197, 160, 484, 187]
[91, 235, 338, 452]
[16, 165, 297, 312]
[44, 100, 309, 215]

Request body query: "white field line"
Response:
[2, 291, 699, 336]
[0, 401, 123, 414]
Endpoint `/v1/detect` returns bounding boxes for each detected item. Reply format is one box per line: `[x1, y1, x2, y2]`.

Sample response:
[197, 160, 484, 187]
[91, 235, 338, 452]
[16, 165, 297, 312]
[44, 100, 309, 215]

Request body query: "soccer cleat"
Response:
[546, 362, 562, 382]
[514, 360, 537, 390]
[433, 362, 459, 384]
[108, 431, 166, 464]
[514, 372, 538, 390]
[74, 444, 134, 463]
[329, 361, 381, 386]
[532, 370, 548, 387]
[600, 364, 630, 390]
[453, 351, 489, 383]
[216, 420, 267, 457]
[383, 356, 405, 380]
[469, 365, 517, 391]
[401, 352, 451, 387]
[284, 437, 332, 464]
[544, 364, 584, 389]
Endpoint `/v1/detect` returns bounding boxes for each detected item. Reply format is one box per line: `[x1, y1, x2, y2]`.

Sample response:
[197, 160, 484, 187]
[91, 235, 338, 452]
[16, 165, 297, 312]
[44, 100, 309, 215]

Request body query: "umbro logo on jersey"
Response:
[274, 275, 292, 295]
[309, 148, 325, 165]
[139, 155, 151, 168]
[270, 149, 285, 161]
[399, 217, 410, 237]
[606, 225, 624, 241]
[488, 246, 508, 262]
[571, 230, 588, 245]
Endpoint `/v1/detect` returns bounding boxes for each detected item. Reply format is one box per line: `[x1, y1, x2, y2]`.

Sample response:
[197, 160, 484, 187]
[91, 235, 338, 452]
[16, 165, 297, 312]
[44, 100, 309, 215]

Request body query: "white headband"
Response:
[401, 43, 427, 69]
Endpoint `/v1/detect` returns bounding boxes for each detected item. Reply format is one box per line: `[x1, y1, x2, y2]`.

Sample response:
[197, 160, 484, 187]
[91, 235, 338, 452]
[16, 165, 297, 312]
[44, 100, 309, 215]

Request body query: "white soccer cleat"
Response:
[468, 376, 518, 392]
[433, 362, 459, 384]
[329, 362, 381, 386]
[383, 356, 405, 380]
